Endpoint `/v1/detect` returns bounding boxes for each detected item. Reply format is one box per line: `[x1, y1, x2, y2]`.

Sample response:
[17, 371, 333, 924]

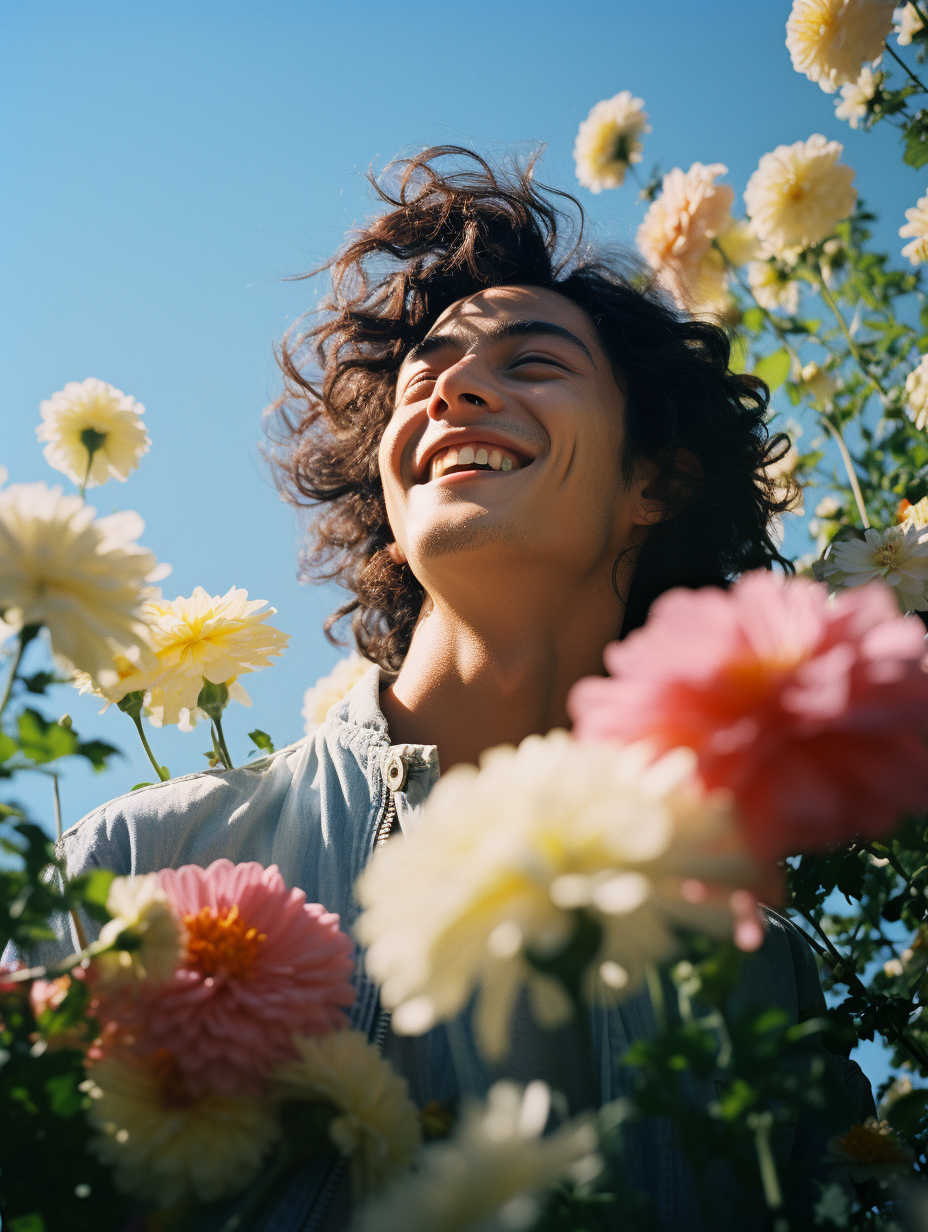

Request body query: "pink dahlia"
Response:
[568, 573, 928, 865]
[96, 860, 355, 1095]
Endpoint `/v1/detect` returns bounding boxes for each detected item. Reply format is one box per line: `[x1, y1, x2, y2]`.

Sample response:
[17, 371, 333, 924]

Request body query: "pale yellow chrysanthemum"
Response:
[573, 92, 650, 193]
[83, 1052, 280, 1206]
[94, 874, 182, 987]
[104, 586, 289, 726]
[71, 649, 161, 710]
[302, 653, 373, 735]
[786, 0, 895, 93]
[351, 1081, 600, 1232]
[637, 164, 736, 314]
[36, 379, 150, 489]
[0, 483, 160, 686]
[715, 218, 761, 268]
[801, 361, 840, 405]
[900, 192, 928, 265]
[356, 731, 757, 1061]
[747, 260, 801, 314]
[271, 1030, 421, 1195]
[835, 64, 879, 126]
[905, 353, 928, 428]
[745, 135, 857, 258]
[895, 3, 925, 44]
[901, 495, 928, 531]
[824, 1117, 915, 1184]
[822, 524, 928, 612]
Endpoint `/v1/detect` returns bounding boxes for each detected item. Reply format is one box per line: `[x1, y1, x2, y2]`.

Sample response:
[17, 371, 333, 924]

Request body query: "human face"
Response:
[379, 285, 646, 589]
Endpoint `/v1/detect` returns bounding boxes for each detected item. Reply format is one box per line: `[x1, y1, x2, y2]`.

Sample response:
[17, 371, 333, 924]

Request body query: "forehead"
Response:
[402, 285, 604, 366]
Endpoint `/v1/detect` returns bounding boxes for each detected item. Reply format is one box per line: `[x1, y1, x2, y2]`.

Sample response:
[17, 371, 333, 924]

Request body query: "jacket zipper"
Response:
[374, 788, 397, 847]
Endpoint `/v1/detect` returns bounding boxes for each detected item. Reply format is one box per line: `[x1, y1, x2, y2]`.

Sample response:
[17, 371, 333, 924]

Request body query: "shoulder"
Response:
[58, 738, 316, 879]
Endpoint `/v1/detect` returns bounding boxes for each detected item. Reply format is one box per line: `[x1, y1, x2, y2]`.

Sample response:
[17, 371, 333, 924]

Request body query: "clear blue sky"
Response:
[2, 0, 922, 1089]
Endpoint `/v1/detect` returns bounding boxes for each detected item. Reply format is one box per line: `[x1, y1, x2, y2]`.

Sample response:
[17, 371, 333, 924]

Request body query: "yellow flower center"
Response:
[837, 1124, 903, 1165]
[183, 903, 266, 979]
[150, 1047, 195, 1110]
[873, 544, 899, 568]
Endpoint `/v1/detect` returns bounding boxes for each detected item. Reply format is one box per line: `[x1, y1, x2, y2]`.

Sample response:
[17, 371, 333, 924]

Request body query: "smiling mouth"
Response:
[427, 442, 528, 481]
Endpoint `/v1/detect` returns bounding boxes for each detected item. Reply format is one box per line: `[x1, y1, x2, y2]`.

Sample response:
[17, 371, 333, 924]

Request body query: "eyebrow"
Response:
[404, 318, 596, 367]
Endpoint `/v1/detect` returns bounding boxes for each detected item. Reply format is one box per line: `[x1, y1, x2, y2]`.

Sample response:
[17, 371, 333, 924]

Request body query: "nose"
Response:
[426, 354, 504, 421]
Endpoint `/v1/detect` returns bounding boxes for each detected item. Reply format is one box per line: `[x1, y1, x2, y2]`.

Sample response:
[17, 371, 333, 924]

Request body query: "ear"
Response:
[386, 541, 408, 566]
[630, 449, 703, 528]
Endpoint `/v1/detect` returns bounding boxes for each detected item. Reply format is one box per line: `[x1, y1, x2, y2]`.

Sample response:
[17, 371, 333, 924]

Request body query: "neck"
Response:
[379, 566, 627, 771]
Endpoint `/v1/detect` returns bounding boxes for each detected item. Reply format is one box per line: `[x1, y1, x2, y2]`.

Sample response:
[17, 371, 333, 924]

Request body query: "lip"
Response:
[414, 431, 536, 485]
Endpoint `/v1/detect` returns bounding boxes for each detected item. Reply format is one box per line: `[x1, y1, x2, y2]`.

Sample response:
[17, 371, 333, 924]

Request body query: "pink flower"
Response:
[568, 573, 928, 865]
[95, 860, 355, 1095]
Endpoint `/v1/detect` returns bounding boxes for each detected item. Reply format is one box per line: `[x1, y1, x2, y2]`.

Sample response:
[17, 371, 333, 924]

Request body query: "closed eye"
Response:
[509, 353, 571, 372]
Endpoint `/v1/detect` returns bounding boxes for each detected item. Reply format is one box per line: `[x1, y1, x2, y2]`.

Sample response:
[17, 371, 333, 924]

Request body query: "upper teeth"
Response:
[429, 443, 522, 480]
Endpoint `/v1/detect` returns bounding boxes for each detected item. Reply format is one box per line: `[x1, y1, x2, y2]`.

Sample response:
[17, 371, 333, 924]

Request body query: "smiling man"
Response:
[48, 148, 873, 1230]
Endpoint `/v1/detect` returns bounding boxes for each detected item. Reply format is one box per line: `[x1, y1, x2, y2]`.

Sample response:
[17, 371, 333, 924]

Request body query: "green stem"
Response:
[131, 714, 170, 781]
[78, 456, 92, 501]
[0, 633, 27, 722]
[750, 1112, 783, 1211]
[213, 715, 234, 771]
[885, 41, 928, 93]
[814, 268, 890, 399]
[51, 773, 62, 844]
[819, 417, 871, 529]
[645, 964, 667, 1034]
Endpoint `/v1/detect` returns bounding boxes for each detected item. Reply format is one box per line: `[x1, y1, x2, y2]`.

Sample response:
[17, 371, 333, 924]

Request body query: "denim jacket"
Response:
[44, 666, 874, 1231]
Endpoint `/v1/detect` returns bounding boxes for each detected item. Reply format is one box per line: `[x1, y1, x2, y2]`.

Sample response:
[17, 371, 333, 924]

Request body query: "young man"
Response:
[53, 149, 872, 1230]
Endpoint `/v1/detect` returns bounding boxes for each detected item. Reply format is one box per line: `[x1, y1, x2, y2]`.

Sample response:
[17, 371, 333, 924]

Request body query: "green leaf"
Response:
[0, 729, 18, 763]
[741, 307, 765, 334]
[752, 348, 791, 393]
[75, 739, 120, 772]
[886, 1088, 928, 1136]
[73, 868, 115, 925]
[248, 729, 275, 755]
[131, 781, 154, 791]
[16, 709, 78, 764]
[19, 671, 61, 695]
[903, 119, 928, 169]
[8, 1214, 46, 1232]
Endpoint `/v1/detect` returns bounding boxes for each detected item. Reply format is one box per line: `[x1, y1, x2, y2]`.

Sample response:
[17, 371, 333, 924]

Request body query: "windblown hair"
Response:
[267, 146, 795, 671]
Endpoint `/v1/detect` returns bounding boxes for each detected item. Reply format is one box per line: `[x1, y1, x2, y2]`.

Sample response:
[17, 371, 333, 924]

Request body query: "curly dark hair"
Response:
[266, 146, 795, 671]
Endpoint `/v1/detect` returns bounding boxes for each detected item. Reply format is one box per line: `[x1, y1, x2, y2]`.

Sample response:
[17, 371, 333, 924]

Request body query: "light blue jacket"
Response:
[46, 666, 873, 1231]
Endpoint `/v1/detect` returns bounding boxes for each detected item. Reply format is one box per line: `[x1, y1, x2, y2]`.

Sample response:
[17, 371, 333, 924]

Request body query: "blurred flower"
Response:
[900, 192, 928, 266]
[28, 974, 88, 1050]
[816, 495, 843, 519]
[573, 92, 650, 192]
[0, 483, 160, 687]
[94, 874, 182, 988]
[822, 523, 928, 613]
[896, 3, 925, 44]
[357, 731, 759, 1061]
[747, 260, 801, 314]
[36, 379, 150, 490]
[744, 135, 857, 259]
[272, 1030, 421, 1195]
[825, 1117, 915, 1183]
[637, 163, 736, 314]
[71, 650, 159, 710]
[801, 360, 840, 404]
[900, 495, 928, 531]
[835, 64, 880, 125]
[350, 1081, 600, 1232]
[568, 572, 928, 864]
[83, 1051, 279, 1206]
[303, 652, 373, 736]
[878, 1076, 913, 1115]
[96, 860, 355, 1095]
[715, 218, 761, 268]
[906, 354, 928, 428]
[786, 0, 895, 92]
[103, 586, 290, 726]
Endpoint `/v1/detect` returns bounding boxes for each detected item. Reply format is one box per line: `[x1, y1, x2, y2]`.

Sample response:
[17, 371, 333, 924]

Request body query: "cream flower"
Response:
[835, 64, 879, 126]
[95, 874, 182, 988]
[0, 483, 159, 686]
[302, 653, 373, 736]
[36, 379, 150, 489]
[747, 260, 801, 314]
[83, 1052, 280, 1206]
[103, 586, 289, 726]
[824, 1117, 915, 1183]
[271, 1030, 421, 1195]
[573, 92, 650, 192]
[801, 361, 840, 404]
[350, 1081, 599, 1232]
[715, 219, 761, 268]
[744, 135, 857, 258]
[905, 353, 928, 428]
[637, 163, 736, 313]
[895, 3, 925, 44]
[901, 495, 928, 530]
[356, 731, 758, 1061]
[786, 0, 895, 92]
[822, 524, 928, 612]
[900, 192, 928, 266]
